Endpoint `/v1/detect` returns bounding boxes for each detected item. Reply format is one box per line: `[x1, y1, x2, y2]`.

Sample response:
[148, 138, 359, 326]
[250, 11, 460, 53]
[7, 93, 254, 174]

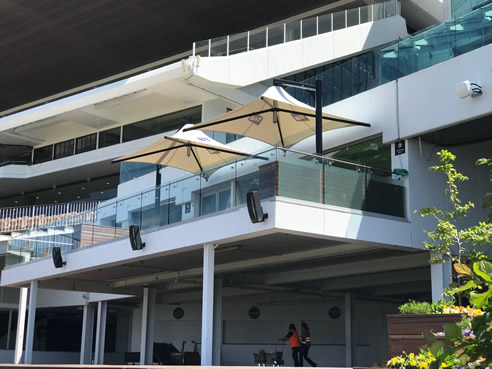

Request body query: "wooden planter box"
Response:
[387, 314, 462, 358]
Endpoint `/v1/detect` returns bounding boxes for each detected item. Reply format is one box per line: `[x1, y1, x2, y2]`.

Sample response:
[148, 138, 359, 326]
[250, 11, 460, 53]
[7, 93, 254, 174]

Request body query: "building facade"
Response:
[0, 0, 490, 366]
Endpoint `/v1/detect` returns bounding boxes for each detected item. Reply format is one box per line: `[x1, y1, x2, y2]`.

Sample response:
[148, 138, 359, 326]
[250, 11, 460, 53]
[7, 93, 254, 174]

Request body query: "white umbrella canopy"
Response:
[184, 86, 369, 148]
[113, 124, 264, 174]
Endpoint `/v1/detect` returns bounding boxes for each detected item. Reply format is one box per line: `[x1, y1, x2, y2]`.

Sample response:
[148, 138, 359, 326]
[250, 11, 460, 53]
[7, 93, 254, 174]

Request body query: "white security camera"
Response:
[456, 80, 482, 99]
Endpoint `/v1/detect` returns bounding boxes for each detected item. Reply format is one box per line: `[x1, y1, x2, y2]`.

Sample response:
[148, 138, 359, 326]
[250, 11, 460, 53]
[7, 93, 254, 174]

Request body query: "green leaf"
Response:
[473, 260, 492, 282]
[454, 263, 472, 276]
[469, 289, 492, 308]
[423, 330, 436, 342]
[429, 341, 444, 356]
[443, 324, 463, 342]
[452, 280, 477, 293]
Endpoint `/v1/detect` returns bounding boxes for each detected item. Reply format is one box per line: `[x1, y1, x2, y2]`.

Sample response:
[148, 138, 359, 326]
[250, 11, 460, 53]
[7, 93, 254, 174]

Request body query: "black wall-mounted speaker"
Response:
[52, 246, 66, 268]
[129, 225, 145, 250]
[246, 191, 268, 223]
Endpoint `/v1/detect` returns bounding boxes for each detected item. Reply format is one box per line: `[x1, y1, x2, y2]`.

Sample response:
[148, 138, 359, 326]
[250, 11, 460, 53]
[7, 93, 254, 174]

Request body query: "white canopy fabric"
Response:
[113, 124, 261, 173]
[184, 86, 369, 148]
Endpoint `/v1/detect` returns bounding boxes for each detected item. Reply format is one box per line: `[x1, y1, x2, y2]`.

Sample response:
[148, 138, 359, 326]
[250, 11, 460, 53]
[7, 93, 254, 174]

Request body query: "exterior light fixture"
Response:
[456, 81, 482, 99]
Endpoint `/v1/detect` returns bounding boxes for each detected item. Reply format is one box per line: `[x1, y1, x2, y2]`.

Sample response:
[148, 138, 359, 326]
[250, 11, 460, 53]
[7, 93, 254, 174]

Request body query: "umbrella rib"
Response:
[276, 113, 285, 147]
[112, 144, 188, 163]
[182, 109, 275, 131]
[275, 108, 371, 127]
[165, 138, 267, 160]
[189, 146, 204, 173]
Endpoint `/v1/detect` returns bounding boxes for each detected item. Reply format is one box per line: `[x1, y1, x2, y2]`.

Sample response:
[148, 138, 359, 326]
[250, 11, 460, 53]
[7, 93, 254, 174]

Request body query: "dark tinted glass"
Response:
[123, 106, 201, 142]
[99, 127, 121, 148]
[54, 139, 74, 159]
[75, 133, 97, 154]
[33, 145, 53, 164]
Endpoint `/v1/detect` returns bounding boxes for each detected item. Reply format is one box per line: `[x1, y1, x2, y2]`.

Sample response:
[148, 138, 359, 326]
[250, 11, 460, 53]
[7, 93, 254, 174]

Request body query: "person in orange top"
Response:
[280, 323, 302, 366]
[301, 322, 317, 367]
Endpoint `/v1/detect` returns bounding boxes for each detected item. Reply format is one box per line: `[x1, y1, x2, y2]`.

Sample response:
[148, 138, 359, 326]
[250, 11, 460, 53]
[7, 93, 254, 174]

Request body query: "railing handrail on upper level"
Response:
[192, 0, 400, 58]
[0, 201, 100, 233]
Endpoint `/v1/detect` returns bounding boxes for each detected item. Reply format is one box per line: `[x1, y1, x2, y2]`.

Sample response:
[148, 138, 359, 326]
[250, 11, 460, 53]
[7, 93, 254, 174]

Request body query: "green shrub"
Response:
[398, 300, 433, 314]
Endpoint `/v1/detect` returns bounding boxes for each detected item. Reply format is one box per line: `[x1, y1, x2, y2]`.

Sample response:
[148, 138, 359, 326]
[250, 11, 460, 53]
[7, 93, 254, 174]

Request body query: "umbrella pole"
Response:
[315, 79, 323, 156]
[155, 165, 161, 226]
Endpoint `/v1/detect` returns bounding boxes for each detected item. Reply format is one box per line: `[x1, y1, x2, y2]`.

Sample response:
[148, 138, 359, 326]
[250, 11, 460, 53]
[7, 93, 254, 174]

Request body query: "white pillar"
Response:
[431, 253, 452, 302]
[14, 288, 28, 364]
[94, 301, 107, 365]
[145, 289, 156, 364]
[212, 278, 223, 365]
[344, 292, 353, 367]
[24, 280, 38, 364]
[80, 303, 95, 364]
[140, 288, 149, 365]
[201, 243, 215, 365]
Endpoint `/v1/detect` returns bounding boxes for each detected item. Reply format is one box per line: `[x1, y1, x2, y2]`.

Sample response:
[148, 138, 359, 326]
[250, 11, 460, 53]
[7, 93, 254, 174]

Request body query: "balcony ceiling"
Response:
[0, 0, 344, 115]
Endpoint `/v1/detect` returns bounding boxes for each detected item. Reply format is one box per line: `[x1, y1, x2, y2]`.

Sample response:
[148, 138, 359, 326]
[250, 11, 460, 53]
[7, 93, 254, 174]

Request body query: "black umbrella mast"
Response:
[273, 78, 323, 155]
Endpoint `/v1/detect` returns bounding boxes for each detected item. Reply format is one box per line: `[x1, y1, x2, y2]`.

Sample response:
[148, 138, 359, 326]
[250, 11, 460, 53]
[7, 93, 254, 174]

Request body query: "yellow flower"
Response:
[410, 360, 417, 366]
[400, 358, 405, 364]
[391, 357, 398, 365]
[419, 362, 428, 369]
[409, 353, 415, 358]
[440, 363, 447, 369]
[419, 354, 425, 360]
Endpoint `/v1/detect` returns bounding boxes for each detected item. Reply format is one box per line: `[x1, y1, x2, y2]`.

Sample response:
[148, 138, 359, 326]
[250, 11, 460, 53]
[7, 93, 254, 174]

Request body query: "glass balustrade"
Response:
[7, 147, 406, 267]
[192, 0, 399, 57]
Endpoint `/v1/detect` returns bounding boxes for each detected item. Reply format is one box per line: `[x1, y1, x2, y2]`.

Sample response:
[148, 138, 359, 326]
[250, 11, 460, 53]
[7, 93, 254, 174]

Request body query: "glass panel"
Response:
[33, 145, 53, 164]
[360, 5, 370, 23]
[347, 8, 359, 27]
[455, 9, 484, 56]
[384, 0, 397, 17]
[229, 31, 248, 55]
[373, 3, 384, 21]
[123, 106, 201, 142]
[333, 11, 346, 31]
[249, 28, 267, 50]
[194, 40, 209, 57]
[324, 160, 366, 210]
[99, 127, 120, 148]
[285, 20, 300, 42]
[210, 36, 228, 56]
[268, 24, 284, 46]
[302, 17, 317, 38]
[54, 139, 74, 160]
[0, 145, 32, 166]
[75, 133, 97, 154]
[379, 43, 399, 84]
[278, 151, 323, 204]
[140, 187, 159, 230]
[318, 13, 332, 34]
[366, 170, 405, 217]
[168, 181, 184, 225]
[483, 7, 492, 45]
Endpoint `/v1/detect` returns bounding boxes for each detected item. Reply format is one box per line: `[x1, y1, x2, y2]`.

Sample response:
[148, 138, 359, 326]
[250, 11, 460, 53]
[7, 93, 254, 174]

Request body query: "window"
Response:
[123, 106, 202, 142]
[33, 145, 53, 164]
[75, 133, 97, 154]
[201, 187, 232, 215]
[99, 127, 121, 148]
[54, 139, 75, 159]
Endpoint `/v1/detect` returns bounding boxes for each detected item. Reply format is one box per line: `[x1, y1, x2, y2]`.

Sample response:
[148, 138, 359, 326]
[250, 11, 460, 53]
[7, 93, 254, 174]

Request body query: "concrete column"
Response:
[344, 292, 353, 367]
[201, 243, 215, 365]
[144, 289, 156, 364]
[24, 280, 38, 364]
[94, 301, 107, 365]
[80, 303, 96, 364]
[14, 287, 28, 364]
[140, 288, 149, 365]
[212, 278, 223, 365]
[431, 253, 452, 302]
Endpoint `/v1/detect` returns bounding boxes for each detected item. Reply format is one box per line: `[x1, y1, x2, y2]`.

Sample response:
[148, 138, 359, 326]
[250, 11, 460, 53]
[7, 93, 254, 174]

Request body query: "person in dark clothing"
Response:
[301, 322, 317, 367]
[280, 323, 302, 367]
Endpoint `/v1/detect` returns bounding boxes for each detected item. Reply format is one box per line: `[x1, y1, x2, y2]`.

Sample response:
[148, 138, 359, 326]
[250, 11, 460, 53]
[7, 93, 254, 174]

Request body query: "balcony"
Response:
[7, 147, 406, 266]
[193, 0, 400, 57]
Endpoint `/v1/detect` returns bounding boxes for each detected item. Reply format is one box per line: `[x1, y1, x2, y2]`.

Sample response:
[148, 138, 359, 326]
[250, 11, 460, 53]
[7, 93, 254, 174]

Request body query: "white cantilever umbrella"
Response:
[184, 86, 369, 148]
[113, 124, 265, 174]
